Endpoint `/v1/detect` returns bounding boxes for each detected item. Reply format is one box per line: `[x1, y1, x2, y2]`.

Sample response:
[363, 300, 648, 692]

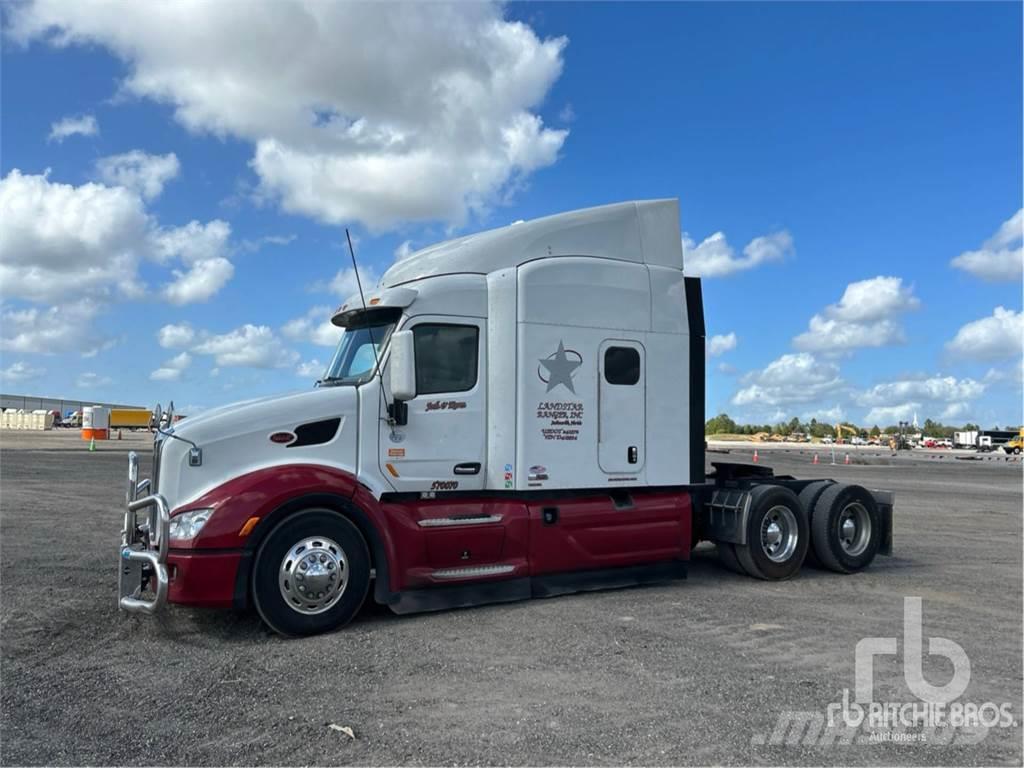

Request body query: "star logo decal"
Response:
[538, 340, 583, 394]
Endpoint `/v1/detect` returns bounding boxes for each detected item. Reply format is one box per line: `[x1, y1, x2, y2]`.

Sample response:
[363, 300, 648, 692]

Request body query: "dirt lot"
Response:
[1, 431, 1021, 766]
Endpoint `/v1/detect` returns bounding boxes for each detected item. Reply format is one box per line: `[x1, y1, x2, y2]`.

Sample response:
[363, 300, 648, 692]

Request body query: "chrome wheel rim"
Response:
[838, 503, 870, 556]
[278, 536, 348, 614]
[760, 505, 799, 563]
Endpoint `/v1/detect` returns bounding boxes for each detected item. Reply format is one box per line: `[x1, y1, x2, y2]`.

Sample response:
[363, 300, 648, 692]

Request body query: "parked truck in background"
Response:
[119, 200, 894, 636]
[1003, 430, 1024, 455]
[953, 430, 978, 449]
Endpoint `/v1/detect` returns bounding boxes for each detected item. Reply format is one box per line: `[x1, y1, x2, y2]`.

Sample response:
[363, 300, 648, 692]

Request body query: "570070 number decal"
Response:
[430, 480, 459, 491]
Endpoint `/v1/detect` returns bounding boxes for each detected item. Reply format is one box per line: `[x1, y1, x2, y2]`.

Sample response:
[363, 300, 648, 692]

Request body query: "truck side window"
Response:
[412, 324, 479, 394]
[604, 346, 640, 385]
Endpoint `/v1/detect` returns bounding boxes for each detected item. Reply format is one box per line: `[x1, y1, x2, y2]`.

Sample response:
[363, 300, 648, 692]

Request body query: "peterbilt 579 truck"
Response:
[120, 200, 893, 636]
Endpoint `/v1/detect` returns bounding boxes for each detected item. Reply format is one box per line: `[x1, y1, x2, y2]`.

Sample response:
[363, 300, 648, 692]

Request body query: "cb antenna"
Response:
[345, 228, 394, 424]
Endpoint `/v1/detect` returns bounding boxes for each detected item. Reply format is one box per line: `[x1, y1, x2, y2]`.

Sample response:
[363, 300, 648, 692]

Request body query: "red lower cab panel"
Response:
[167, 550, 242, 608]
[172, 462, 694, 611]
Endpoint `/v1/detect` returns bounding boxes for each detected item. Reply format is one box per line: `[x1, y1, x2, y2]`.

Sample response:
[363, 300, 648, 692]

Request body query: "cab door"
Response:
[598, 340, 645, 473]
[380, 317, 486, 492]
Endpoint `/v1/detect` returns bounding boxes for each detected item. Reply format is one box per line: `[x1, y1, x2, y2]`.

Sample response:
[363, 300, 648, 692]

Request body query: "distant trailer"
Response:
[110, 409, 153, 430]
[953, 430, 978, 448]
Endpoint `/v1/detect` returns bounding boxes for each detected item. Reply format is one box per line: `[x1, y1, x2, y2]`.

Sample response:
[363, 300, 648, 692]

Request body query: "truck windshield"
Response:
[320, 315, 397, 386]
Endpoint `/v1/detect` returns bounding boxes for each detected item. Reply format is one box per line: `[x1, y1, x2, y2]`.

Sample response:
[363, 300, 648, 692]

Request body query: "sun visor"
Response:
[330, 286, 418, 327]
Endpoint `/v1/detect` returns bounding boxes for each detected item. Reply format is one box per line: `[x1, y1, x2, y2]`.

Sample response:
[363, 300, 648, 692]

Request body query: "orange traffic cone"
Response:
[813, 453, 819, 464]
[844, 453, 850, 465]
[753, 449, 759, 463]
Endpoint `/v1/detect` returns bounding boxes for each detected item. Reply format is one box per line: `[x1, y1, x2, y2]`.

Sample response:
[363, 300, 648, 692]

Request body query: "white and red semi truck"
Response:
[120, 200, 893, 636]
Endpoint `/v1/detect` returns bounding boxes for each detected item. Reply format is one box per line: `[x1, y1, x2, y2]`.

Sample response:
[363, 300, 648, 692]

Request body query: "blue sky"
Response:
[1, 1, 1021, 428]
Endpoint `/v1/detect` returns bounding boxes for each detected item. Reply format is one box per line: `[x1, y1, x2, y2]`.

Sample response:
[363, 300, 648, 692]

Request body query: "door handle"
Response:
[453, 462, 481, 475]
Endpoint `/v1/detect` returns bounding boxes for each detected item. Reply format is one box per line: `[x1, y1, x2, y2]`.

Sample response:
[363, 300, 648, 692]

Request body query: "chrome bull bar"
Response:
[119, 451, 170, 614]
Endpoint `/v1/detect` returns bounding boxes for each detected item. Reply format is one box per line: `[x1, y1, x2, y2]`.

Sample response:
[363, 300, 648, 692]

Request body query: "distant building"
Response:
[1, 392, 143, 416]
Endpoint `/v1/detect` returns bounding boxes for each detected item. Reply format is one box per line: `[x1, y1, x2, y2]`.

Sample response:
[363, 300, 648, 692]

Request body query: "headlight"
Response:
[169, 508, 213, 542]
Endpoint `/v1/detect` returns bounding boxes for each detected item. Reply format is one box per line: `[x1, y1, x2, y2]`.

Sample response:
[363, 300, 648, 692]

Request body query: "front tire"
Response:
[734, 485, 809, 580]
[253, 509, 371, 637]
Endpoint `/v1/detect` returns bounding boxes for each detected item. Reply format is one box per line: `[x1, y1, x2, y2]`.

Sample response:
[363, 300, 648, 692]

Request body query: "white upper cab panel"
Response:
[517, 257, 650, 331]
[336, 198, 685, 329]
[380, 199, 684, 288]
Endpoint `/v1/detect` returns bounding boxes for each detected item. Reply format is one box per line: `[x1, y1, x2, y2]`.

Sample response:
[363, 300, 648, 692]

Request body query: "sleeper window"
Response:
[604, 346, 640, 385]
[412, 324, 479, 394]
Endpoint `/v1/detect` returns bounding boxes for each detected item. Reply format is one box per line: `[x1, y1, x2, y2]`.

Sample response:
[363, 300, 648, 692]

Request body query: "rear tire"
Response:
[797, 481, 834, 568]
[716, 542, 747, 575]
[734, 485, 809, 580]
[253, 509, 371, 637]
[810, 484, 881, 573]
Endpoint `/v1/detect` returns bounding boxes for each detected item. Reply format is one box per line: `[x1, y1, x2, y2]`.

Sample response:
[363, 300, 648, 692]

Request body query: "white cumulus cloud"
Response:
[856, 375, 985, 407]
[313, 266, 382, 299]
[76, 371, 112, 388]
[0, 299, 105, 355]
[282, 306, 344, 348]
[732, 353, 844, 407]
[150, 351, 192, 381]
[193, 324, 298, 369]
[0, 169, 236, 354]
[11, 1, 569, 231]
[48, 113, 98, 142]
[793, 276, 920, 354]
[950, 209, 1023, 282]
[150, 219, 234, 305]
[803, 405, 846, 423]
[162, 256, 234, 305]
[856, 374, 986, 425]
[683, 230, 793, 278]
[945, 307, 1023, 361]
[0, 169, 149, 304]
[296, 359, 325, 378]
[707, 332, 737, 358]
[157, 323, 195, 349]
[96, 150, 180, 200]
[863, 403, 920, 425]
[0, 361, 45, 384]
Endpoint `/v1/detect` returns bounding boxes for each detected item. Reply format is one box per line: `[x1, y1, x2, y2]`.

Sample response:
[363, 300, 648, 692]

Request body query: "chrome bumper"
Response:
[119, 451, 170, 614]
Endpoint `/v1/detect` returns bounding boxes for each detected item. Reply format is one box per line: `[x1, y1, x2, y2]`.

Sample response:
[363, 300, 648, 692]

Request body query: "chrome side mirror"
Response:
[389, 330, 417, 402]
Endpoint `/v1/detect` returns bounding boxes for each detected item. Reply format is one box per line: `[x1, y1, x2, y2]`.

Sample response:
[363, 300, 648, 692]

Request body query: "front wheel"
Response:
[253, 509, 371, 637]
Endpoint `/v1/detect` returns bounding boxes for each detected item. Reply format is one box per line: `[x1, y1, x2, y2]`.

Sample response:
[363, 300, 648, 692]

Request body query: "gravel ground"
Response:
[1, 431, 1021, 766]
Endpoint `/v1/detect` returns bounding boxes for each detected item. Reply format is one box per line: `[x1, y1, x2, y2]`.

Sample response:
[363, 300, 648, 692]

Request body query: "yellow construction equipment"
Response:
[835, 423, 858, 444]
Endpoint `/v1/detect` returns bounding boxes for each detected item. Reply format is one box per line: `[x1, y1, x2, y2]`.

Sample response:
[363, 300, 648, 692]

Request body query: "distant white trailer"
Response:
[953, 430, 978, 448]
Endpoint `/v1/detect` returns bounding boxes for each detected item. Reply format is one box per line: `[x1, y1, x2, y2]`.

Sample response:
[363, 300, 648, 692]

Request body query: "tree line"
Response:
[704, 413, 986, 439]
